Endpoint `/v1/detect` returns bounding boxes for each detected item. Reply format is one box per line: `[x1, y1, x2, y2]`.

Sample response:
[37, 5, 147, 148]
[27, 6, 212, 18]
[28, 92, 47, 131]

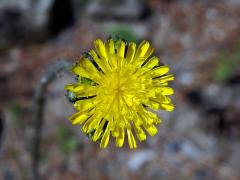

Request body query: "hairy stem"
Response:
[32, 60, 71, 180]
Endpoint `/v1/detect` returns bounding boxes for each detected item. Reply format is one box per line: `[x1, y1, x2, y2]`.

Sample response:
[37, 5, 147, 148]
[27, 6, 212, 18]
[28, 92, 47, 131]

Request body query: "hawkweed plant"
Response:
[65, 37, 174, 149]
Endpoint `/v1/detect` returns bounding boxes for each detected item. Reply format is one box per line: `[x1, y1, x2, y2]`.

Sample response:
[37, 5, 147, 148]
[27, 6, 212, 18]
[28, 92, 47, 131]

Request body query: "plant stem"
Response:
[32, 60, 71, 180]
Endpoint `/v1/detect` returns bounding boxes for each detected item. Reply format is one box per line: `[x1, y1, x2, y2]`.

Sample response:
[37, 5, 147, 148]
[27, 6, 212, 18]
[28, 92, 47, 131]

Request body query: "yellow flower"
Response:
[65, 38, 174, 149]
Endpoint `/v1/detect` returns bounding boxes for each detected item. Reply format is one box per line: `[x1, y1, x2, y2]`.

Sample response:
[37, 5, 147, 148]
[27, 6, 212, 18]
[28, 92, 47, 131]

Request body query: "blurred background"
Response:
[0, 0, 240, 179]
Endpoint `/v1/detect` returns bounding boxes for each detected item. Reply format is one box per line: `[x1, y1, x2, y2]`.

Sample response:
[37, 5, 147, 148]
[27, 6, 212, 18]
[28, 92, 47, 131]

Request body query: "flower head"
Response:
[65, 38, 174, 149]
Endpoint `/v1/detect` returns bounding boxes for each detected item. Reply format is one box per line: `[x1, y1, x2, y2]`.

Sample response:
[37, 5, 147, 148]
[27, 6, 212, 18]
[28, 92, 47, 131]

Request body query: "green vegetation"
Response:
[8, 102, 25, 120]
[107, 26, 140, 44]
[57, 126, 78, 153]
[214, 42, 240, 81]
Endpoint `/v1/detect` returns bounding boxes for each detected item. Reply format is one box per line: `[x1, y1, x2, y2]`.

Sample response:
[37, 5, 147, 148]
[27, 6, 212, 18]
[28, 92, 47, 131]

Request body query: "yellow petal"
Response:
[143, 56, 159, 69]
[88, 49, 111, 73]
[69, 112, 91, 125]
[125, 42, 136, 63]
[153, 87, 170, 94]
[64, 84, 78, 91]
[133, 124, 146, 141]
[158, 74, 174, 82]
[112, 125, 119, 137]
[146, 100, 160, 111]
[117, 41, 125, 58]
[100, 128, 110, 148]
[143, 124, 158, 136]
[135, 40, 150, 59]
[151, 66, 169, 77]
[80, 58, 102, 77]
[127, 129, 137, 149]
[137, 106, 156, 125]
[115, 127, 125, 147]
[65, 84, 97, 97]
[152, 75, 174, 88]
[73, 98, 98, 111]
[105, 40, 117, 68]
[92, 119, 106, 142]
[105, 39, 115, 56]
[159, 103, 174, 111]
[82, 113, 102, 133]
[133, 40, 154, 66]
[94, 39, 107, 59]
[72, 65, 100, 83]
[82, 116, 93, 133]
[161, 87, 174, 95]
[151, 95, 171, 104]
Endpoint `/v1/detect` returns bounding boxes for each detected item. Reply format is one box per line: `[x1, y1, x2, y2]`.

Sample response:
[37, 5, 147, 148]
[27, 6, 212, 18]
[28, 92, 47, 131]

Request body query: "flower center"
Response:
[101, 68, 127, 98]
[98, 63, 145, 115]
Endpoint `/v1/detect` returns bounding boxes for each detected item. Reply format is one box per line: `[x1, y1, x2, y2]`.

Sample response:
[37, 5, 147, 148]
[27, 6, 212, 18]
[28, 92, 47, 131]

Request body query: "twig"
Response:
[32, 60, 71, 180]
